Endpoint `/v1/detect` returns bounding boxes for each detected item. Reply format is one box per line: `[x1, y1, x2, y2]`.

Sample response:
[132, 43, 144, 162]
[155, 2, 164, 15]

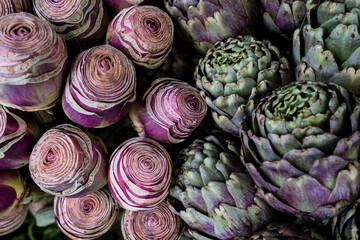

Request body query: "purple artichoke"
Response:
[0, 12, 68, 111]
[332, 197, 360, 239]
[33, 0, 109, 50]
[108, 137, 172, 211]
[54, 188, 119, 240]
[121, 201, 185, 240]
[129, 78, 208, 144]
[29, 124, 108, 198]
[0, 106, 40, 170]
[240, 81, 360, 218]
[0, 203, 28, 236]
[106, 5, 174, 70]
[0, 0, 32, 16]
[62, 45, 137, 128]
[104, 0, 156, 12]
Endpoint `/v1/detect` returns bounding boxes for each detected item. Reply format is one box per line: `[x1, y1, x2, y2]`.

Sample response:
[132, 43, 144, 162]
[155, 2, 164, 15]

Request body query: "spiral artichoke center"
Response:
[81, 200, 93, 213]
[99, 58, 111, 72]
[144, 18, 160, 34]
[45, 150, 56, 164]
[184, 94, 200, 111]
[13, 26, 31, 37]
[146, 213, 160, 228]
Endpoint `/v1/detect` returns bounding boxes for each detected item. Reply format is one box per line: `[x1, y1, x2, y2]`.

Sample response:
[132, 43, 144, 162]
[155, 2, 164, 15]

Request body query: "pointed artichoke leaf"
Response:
[317, 1, 345, 26]
[257, 48, 272, 71]
[201, 181, 235, 214]
[257, 62, 280, 83]
[223, 78, 257, 98]
[329, 102, 347, 135]
[200, 157, 226, 185]
[329, 68, 360, 95]
[267, 133, 302, 156]
[178, 185, 208, 213]
[247, 130, 281, 162]
[187, 229, 215, 240]
[211, 111, 239, 135]
[180, 207, 216, 238]
[263, 12, 282, 34]
[226, 172, 256, 209]
[260, 0, 280, 18]
[341, 46, 360, 69]
[247, 197, 273, 232]
[216, 152, 244, 178]
[293, 1, 307, 27]
[201, 76, 224, 98]
[203, 141, 222, 158]
[283, 148, 326, 172]
[213, 95, 246, 116]
[291, 126, 324, 141]
[302, 133, 340, 153]
[302, 25, 324, 52]
[231, 99, 255, 130]
[181, 169, 204, 188]
[293, 28, 302, 65]
[351, 105, 360, 131]
[275, 3, 294, 33]
[295, 62, 317, 81]
[334, 131, 360, 161]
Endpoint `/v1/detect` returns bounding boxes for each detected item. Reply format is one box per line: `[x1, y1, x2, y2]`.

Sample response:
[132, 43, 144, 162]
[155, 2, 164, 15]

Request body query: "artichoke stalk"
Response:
[54, 188, 119, 240]
[106, 5, 174, 70]
[240, 81, 360, 219]
[108, 137, 172, 211]
[195, 35, 291, 136]
[0, 0, 32, 16]
[129, 78, 208, 144]
[121, 201, 185, 240]
[169, 135, 273, 240]
[29, 124, 108, 198]
[0, 12, 68, 111]
[62, 45, 137, 128]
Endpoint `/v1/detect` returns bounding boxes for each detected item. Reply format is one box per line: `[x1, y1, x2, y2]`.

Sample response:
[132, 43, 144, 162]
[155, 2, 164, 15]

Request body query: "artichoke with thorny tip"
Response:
[108, 137, 172, 211]
[293, 0, 360, 95]
[0, 203, 28, 236]
[0, 0, 32, 16]
[54, 188, 119, 240]
[240, 81, 360, 219]
[62, 45, 137, 128]
[106, 5, 174, 70]
[195, 35, 291, 136]
[169, 135, 273, 240]
[0, 106, 40, 170]
[164, 0, 260, 54]
[129, 78, 208, 144]
[121, 201, 185, 240]
[29, 124, 108, 198]
[332, 197, 360, 239]
[33, 0, 109, 50]
[0, 12, 68, 111]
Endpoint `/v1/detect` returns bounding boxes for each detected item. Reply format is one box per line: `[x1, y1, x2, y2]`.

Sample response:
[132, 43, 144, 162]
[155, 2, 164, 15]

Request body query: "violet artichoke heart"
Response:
[0, 0, 32, 16]
[0, 12, 68, 111]
[29, 124, 108, 198]
[240, 81, 360, 219]
[62, 45, 137, 128]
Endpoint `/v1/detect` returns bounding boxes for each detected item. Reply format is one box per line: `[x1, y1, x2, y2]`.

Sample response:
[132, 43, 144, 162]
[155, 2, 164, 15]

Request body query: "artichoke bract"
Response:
[108, 137, 172, 211]
[332, 198, 360, 239]
[129, 78, 208, 144]
[260, 0, 307, 39]
[106, 5, 174, 70]
[164, 0, 260, 54]
[293, 0, 360, 95]
[169, 135, 273, 240]
[104, 0, 156, 12]
[195, 35, 291, 136]
[0, 106, 40, 170]
[0, 12, 68, 111]
[0, 169, 26, 218]
[29, 124, 108, 198]
[250, 223, 328, 240]
[240, 81, 360, 219]
[0, 203, 28, 236]
[0, 0, 32, 16]
[54, 188, 119, 240]
[62, 45, 137, 128]
[33, 0, 109, 50]
[121, 201, 185, 240]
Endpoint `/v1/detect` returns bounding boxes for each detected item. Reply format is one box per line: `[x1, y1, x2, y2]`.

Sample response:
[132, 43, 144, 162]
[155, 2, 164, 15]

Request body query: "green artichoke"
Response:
[240, 81, 360, 219]
[332, 198, 360, 239]
[168, 135, 273, 240]
[293, 0, 360, 95]
[195, 35, 291, 136]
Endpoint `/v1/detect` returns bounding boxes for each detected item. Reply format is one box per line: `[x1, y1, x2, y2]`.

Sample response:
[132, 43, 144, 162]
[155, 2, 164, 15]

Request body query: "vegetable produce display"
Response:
[5, 0, 360, 239]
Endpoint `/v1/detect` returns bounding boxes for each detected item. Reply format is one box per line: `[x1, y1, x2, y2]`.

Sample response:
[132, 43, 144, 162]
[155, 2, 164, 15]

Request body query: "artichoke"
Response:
[106, 5, 174, 70]
[29, 124, 108, 198]
[250, 223, 328, 240]
[62, 45, 137, 128]
[260, 0, 307, 39]
[121, 201, 185, 240]
[104, 0, 156, 12]
[240, 81, 360, 219]
[0, 0, 32, 16]
[0, 12, 68, 111]
[54, 188, 119, 240]
[169, 135, 273, 240]
[33, 0, 109, 50]
[0, 106, 40, 170]
[108, 137, 172, 211]
[195, 35, 291, 136]
[293, 0, 360, 95]
[164, 0, 260, 54]
[0, 203, 28, 236]
[332, 197, 360, 239]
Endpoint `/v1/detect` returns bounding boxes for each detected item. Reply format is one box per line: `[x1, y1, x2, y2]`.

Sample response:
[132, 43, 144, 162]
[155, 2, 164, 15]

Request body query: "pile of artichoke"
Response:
[3, 0, 360, 240]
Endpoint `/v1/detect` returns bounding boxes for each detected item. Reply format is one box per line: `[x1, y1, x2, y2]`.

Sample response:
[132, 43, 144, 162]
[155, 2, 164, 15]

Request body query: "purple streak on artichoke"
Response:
[108, 137, 172, 211]
[121, 201, 185, 240]
[129, 78, 208, 144]
[240, 81, 360, 219]
[29, 124, 108, 198]
[169, 135, 273, 240]
[33, 0, 109, 50]
[0, 0, 32, 16]
[0, 169, 26, 218]
[104, 0, 156, 12]
[54, 188, 119, 240]
[106, 5, 174, 70]
[0, 12, 68, 111]
[164, 0, 260, 54]
[0, 203, 28, 236]
[62, 45, 137, 128]
[332, 198, 360, 239]
[251, 223, 328, 239]
[0, 106, 40, 170]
